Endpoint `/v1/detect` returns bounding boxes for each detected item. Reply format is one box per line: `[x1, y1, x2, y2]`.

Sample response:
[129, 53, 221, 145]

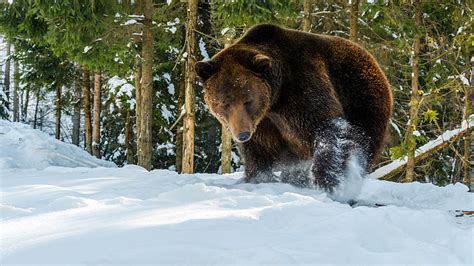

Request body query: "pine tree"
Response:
[302, 0, 312, 32]
[464, 46, 473, 190]
[175, 65, 185, 173]
[83, 68, 93, 154]
[182, 0, 198, 174]
[92, 71, 101, 158]
[349, 0, 360, 42]
[3, 41, 10, 110]
[137, 0, 154, 170]
[55, 84, 61, 139]
[134, 0, 143, 167]
[124, 109, 134, 164]
[220, 38, 232, 174]
[405, 0, 422, 183]
[72, 75, 81, 146]
[12, 59, 19, 122]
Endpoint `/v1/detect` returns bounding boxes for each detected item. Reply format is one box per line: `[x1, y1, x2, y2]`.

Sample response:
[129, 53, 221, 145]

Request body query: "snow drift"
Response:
[1, 121, 473, 265]
[0, 120, 115, 169]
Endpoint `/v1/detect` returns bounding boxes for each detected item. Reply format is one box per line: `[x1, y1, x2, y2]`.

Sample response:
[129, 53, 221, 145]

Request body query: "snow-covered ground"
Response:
[0, 120, 115, 169]
[1, 121, 473, 265]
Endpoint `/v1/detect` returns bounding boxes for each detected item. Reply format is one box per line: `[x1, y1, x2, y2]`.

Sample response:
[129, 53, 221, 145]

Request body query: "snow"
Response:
[448, 74, 470, 86]
[199, 38, 210, 60]
[83, 46, 92, 54]
[167, 83, 175, 95]
[107, 76, 134, 100]
[164, 18, 180, 34]
[221, 27, 230, 35]
[160, 105, 172, 122]
[122, 19, 138, 26]
[0, 120, 115, 169]
[1, 120, 473, 265]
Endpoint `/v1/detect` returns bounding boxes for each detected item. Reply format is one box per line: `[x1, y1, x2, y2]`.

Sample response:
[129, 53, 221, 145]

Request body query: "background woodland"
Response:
[0, 0, 472, 188]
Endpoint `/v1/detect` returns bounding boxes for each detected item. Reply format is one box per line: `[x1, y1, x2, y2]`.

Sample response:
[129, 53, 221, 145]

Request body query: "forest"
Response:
[0, 0, 472, 187]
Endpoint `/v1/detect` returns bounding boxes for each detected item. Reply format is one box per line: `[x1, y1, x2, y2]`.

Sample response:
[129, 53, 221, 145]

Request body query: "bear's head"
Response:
[196, 48, 273, 143]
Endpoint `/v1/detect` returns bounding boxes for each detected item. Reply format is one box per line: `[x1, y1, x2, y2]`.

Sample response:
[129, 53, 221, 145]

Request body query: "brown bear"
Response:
[196, 24, 392, 191]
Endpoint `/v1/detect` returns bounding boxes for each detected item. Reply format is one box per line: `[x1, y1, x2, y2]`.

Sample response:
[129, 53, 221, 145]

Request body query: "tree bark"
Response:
[464, 49, 473, 191]
[349, 0, 360, 42]
[181, 0, 198, 174]
[4, 41, 11, 110]
[175, 65, 186, 173]
[137, 0, 154, 170]
[302, 0, 312, 32]
[134, 0, 143, 165]
[125, 109, 135, 164]
[83, 68, 93, 154]
[405, 0, 422, 183]
[33, 90, 40, 129]
[135, 61, 142, 156]
[22, 89, 29, 122]
[72, 77, 82, 146]
[220, 41, 232, 174]
[92, 71, 101, 158]
[55, 85, 62, 140]
[13, 60, 19, 122]
[39, 108, 44, 130]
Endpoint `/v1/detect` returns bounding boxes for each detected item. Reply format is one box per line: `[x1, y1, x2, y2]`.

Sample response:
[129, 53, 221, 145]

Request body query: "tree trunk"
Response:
[405, 0, 422, 183]
[72, 77, 82, 146]
[220, 41, 232, 174]
[134, 0, 143, 165]
[181, 0, 198, 174]
[349, 0, 360, 42]
[137, 0, 154, 170]
[33, 90, 40, 129]
[464, 49, 473, 191]
[175, 65, 186, 173]
[13, 60, 19, 122]
[125, 109, 135, 164]
[55, 85, 62, 140]
[39, 108, 44, 130]
[83, 68, 93, 154]
[92, 71, 102, 158]
[4, 41, 11, 110]
[302, 0, 312, 32]
[22, 89, 29, 122]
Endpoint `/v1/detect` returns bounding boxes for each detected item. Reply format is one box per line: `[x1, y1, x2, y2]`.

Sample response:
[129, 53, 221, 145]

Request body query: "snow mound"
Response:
[0, 120, 115, 169]
[1, 166, 473, 264]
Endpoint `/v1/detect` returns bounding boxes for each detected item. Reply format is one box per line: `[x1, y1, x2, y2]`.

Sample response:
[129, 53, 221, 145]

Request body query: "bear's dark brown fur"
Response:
[196, 24, 392, 191]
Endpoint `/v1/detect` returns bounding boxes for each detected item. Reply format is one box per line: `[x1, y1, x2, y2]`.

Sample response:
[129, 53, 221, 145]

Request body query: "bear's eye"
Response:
[244, 101, 252, 112]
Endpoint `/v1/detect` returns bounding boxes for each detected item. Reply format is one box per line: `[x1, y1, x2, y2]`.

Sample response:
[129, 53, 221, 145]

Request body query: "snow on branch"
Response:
[369, 115, 474, 180]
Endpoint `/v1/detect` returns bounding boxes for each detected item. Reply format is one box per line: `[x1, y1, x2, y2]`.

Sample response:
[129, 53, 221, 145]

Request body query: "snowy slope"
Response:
[1, 121, 473, 265]
[0, 120, 115, 169]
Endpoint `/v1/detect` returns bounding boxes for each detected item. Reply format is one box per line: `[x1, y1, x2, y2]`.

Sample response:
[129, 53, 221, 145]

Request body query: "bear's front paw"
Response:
[312, 165, 341, 192]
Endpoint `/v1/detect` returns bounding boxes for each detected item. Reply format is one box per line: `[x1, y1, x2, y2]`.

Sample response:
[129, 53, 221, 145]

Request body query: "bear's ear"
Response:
[195, 60, 217, 81]
[250, 54, 272, 74]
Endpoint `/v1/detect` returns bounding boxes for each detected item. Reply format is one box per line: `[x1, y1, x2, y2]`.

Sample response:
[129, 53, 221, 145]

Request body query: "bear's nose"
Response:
[237, 132, 251, 142]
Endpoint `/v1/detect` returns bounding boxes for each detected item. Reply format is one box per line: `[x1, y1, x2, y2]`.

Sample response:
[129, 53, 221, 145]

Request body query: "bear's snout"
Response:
[227, 104, 255, 143]
[237, 132, 251, 142]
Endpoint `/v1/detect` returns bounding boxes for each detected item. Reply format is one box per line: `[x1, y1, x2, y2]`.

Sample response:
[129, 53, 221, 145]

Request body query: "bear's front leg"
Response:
[311, 118, 367, 192]
[239, 141, 279, 183]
